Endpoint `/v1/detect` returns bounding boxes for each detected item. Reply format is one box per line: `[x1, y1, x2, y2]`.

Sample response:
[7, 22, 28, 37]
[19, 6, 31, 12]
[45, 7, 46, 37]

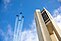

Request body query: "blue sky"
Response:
[0, 0, 61, 41]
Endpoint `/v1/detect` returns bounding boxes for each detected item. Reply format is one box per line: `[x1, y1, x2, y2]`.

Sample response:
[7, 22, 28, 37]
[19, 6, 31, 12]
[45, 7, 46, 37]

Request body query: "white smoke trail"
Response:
[16, 14, 22, 41]
[16, 20, 21, 41]
[18, 17, 24, 41]
[13, 15, 19, 41]
[13, 14, 24, 41]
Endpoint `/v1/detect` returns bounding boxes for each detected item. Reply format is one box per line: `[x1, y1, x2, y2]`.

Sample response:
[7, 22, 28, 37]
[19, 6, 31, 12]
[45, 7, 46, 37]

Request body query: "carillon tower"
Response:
[35, 8, 61, 41]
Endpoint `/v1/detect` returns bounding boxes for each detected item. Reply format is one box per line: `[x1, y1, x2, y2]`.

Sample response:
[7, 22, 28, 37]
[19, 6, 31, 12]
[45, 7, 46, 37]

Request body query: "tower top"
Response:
[36, 9, 40, 12]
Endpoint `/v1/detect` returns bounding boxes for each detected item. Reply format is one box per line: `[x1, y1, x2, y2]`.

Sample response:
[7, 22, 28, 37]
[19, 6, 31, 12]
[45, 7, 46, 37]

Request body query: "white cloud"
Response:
[0, 24, 13, 41]
[13, 19, 39, 41]
[58, 0, 61, 2]
[3, 0, 11, 9]
[53, 6, 61, 30]
[21, 20, 39, 41]
[5, 24, 13, 41]
[0, 20, 39, 41]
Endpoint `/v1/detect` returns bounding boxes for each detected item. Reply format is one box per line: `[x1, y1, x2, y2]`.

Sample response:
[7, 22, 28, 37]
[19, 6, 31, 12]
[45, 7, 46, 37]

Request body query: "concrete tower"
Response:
[34, 8, 61, 41]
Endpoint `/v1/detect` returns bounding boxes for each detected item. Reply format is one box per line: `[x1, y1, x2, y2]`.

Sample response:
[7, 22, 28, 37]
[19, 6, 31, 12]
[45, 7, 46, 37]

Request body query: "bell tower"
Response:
[35, 8, 61, 41]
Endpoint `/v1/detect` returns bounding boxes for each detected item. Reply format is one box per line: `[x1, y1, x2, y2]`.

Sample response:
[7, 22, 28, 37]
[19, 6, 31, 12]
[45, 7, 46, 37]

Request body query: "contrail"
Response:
[18, 16, 24, 41]
[13, 13, 24, 41]
[16, 13, 22, 41]
[13, 15, 19, 41]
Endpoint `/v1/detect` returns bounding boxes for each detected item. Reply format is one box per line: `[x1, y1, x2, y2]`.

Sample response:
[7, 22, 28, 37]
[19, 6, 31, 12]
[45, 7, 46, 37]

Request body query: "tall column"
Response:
[35, 9, 52, 41]
[13, 15, 19, 41]
[44, 8, 61, 41]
